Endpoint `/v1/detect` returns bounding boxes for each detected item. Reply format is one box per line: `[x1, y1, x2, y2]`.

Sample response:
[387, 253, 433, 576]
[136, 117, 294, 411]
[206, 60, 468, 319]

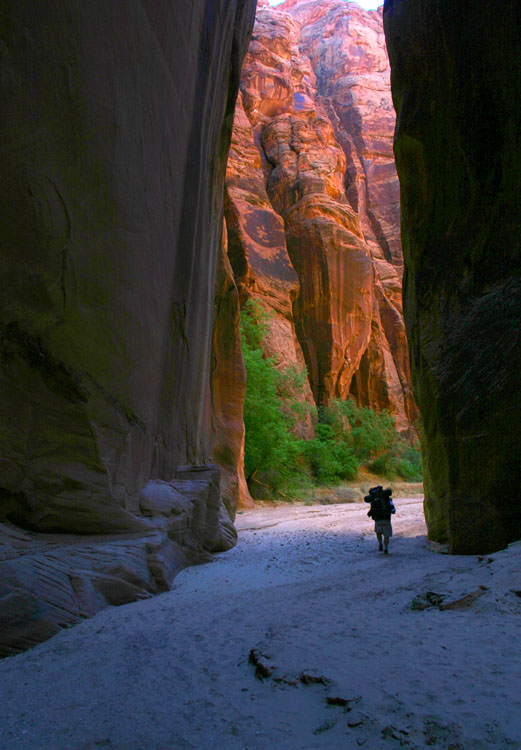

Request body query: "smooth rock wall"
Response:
[0, 0, 255, 653]
[384, 0, 521, 552]
[0, 0, 255, 530]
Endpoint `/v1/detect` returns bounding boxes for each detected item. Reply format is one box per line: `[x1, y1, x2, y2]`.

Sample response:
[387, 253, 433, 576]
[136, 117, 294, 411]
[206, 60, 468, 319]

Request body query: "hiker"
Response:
[364, 486, 396, 554]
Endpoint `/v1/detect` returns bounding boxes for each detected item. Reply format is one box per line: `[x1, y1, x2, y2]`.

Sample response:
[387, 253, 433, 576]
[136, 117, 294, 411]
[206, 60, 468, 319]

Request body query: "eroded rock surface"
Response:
[0, 0, 255, 653]
[225, 97, 316, 439]
[226, 0, 417, 432]
[384, 0, 521, 552]
[212, 229, 253, 508]
[0, 465, 237, 657]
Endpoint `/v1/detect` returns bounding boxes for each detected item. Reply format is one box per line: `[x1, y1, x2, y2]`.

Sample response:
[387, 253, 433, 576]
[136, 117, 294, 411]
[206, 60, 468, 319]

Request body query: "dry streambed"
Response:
[0, 498, 520, 749]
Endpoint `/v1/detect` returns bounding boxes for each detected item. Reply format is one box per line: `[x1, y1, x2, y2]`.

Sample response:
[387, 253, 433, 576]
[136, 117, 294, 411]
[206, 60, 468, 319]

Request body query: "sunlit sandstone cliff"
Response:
[0, 0, 255, 655]
[225, 0, 417, 436]
[384, 0, 521, 553]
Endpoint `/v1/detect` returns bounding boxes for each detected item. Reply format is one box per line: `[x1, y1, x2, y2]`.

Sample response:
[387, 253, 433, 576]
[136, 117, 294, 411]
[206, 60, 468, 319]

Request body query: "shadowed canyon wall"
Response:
[384, 0, 521, 552]
[0, 0, 256, 654]
[225, 0, 417, 440]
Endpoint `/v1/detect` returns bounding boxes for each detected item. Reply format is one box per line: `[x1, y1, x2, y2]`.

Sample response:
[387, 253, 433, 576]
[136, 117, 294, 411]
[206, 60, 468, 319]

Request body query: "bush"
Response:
[327, 398, 423, 481]
[240, 300, 310, 492]
[325, 399, 396, 460]
[368, 441, 423, 481]
[303, 422, 358, 484]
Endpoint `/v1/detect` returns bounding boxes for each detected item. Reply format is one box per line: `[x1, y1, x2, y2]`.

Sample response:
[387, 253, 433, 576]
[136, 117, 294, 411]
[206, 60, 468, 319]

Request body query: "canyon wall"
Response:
[384, 0, 521, 552]
[0, 0, 256, 654]
[225, 0, 417, 439]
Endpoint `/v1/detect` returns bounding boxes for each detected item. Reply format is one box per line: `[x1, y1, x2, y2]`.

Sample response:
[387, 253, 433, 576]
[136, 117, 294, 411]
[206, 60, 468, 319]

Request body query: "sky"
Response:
[268, 0, 381, 9]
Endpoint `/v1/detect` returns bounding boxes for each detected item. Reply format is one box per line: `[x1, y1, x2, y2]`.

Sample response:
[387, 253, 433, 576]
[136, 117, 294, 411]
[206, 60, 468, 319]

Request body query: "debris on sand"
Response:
[411, 591, 446, 610]
[248, 648, 274, 680]
[300, 670, 331, 686]
[347, 711, 365, 727]
[326, 694, 361, 709]
[411, 585, 488, 611]
[439, 585, 488, 610]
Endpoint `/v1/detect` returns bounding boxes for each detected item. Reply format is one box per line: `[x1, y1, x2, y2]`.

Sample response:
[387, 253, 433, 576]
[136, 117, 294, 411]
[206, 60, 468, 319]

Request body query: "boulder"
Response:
[0, 464, 236, 657]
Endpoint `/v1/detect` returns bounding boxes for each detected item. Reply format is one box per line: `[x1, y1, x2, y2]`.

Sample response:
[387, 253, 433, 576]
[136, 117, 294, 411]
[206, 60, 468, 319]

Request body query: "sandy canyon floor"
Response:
[1, 498, 520, 749]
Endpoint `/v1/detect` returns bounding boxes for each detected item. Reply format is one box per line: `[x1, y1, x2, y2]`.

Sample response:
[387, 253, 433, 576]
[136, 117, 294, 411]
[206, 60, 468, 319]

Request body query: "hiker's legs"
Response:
[383, 535, 389, 553]
[376, 532, 383, 551]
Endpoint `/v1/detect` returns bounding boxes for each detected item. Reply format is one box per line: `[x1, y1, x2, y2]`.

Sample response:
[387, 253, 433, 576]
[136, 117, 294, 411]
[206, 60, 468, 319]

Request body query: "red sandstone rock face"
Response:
[285, 0, 416, 430]
[212, 227, 253, 510]
[225, 97, 316, 442]
[226, 0, 417, 432]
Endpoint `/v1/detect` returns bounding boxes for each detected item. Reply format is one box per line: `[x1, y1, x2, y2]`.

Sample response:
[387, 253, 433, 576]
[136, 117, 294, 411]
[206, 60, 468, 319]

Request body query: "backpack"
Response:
[370, 493, 392, 520]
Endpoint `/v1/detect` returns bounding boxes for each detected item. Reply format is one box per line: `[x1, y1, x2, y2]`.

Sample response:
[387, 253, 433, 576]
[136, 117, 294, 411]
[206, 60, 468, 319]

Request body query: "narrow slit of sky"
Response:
[268, 0, 381, 9]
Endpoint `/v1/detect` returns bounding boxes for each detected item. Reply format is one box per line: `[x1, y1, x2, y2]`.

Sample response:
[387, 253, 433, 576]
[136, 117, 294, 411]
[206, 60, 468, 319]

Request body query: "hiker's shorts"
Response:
[375, 520, 393, 537]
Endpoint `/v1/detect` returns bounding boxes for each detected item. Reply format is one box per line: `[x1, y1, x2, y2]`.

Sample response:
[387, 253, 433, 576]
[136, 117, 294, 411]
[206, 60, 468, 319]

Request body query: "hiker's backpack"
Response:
[370, 494, 392, 520]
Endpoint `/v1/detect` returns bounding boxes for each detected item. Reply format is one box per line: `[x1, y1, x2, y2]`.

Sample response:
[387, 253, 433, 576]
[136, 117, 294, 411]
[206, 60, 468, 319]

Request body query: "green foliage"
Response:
[274, 363, 316, 428]
[368, 441, 423, 481]
[240, 300, 308, 489]
[301, 421, 358, 484]
[303, 436, 358, 484]
[240, 299, 422, 497]
[324, 399, 396, 459]
[240, 297, 269, 349]
[325, 398, 423, 481]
